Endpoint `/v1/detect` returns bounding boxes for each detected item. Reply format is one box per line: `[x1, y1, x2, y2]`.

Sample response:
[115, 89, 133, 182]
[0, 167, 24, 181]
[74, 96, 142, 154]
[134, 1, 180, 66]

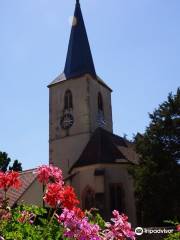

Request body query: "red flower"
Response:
[43, 184, 79, 210]
[72, 206, 85, 219]
[60, 185, 79, 210]
[0, 171, 21, 192]
[7, 171, 21, 189]
[43, 183, 62, 208]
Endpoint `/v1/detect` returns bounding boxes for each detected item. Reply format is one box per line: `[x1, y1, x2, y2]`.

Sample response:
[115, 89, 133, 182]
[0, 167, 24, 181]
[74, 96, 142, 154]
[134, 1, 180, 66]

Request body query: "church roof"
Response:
[69, 128, 138, 172]
[48, 1, 112, 90]
[64, 0, 96, 79]
[48, 0, 97, 87]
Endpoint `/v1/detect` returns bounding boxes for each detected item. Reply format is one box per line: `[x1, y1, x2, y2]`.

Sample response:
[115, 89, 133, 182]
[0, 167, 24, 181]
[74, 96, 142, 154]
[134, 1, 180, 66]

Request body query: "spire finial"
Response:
[76, 0, 80, 5]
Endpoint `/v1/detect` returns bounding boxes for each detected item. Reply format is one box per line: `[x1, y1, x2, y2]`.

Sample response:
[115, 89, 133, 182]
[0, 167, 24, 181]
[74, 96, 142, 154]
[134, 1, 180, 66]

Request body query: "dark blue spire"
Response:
[64, 0, 96, 79]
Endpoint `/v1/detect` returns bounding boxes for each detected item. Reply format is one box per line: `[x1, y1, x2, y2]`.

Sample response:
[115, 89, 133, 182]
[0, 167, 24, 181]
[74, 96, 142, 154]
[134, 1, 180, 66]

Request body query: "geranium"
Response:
[72, 206, 85, 219]
[35, 165, 63, 185]
[44, 183, 80, 210]
[0, 163, 137, 240]
[0, 171, 21, 192]
[60, 185, 79, 210]
[43, 183, 62, 208]
[56, 208, 102, 240]
[103, 210, 135, 240]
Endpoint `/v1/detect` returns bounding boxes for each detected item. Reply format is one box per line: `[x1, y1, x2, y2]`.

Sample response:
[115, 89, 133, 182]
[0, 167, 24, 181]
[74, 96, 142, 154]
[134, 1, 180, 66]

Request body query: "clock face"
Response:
[60, 113, 74, 129]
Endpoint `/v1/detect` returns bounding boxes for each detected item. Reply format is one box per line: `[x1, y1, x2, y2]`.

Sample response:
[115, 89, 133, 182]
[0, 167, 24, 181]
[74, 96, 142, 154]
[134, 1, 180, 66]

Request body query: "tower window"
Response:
[64, 90, 73, 110]
[98, 92, 103, 112]
[97, 92, 105, 126]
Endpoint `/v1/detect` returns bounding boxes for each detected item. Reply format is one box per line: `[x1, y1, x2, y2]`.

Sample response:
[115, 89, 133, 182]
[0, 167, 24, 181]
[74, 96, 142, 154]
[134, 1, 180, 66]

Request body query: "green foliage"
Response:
[164, 232, 180, 240]
[163, 220, 180, 240]
[130, 88, 180, 226]
[0, 152, 11, 172]
[9, 160, 22, 172]
[0, 205, 64, 240]
[86, 208, 106, 229]
[0, 151, 22, 172]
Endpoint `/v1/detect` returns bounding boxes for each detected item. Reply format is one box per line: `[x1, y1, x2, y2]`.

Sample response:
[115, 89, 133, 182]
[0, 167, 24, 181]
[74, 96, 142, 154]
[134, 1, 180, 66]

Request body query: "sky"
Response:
[0, 0, 180, 170]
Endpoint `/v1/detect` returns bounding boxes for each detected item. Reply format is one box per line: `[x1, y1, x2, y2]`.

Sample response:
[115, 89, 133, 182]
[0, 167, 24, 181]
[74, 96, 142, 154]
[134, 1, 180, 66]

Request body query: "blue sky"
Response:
[0, 0, 180, 170]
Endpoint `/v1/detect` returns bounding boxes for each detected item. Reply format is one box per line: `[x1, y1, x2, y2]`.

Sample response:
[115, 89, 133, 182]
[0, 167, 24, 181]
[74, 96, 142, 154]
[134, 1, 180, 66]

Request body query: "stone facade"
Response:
[49, 74, 113, 177]
[70, 164, 137, 225]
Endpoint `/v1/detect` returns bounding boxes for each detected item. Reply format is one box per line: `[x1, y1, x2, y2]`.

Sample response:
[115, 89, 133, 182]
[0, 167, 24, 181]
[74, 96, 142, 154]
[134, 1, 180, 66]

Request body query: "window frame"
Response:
[64, 89, 73, 110]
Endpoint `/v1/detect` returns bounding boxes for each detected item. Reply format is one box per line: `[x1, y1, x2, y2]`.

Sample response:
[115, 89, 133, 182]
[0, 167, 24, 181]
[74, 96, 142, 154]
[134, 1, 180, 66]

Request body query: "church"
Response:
[5, 0, 138, 226]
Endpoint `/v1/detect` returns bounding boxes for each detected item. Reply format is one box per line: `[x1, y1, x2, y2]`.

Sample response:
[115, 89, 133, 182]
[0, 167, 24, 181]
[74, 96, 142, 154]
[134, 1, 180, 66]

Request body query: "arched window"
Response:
[97, 92, 105, 126]
[98, 92, 103, 112]
[64, 90, 73, 110]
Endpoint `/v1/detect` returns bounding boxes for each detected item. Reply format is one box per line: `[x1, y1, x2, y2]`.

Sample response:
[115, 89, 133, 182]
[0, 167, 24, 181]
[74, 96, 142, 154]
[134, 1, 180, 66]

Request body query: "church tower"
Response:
[6, 0, 137, 225]
[48, 0, 113, 177]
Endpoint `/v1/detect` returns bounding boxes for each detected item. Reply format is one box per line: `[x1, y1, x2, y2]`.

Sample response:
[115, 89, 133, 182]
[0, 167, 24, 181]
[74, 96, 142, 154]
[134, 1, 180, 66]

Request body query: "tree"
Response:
[130, 88, 180, 226]
[0, 151, 22, 172]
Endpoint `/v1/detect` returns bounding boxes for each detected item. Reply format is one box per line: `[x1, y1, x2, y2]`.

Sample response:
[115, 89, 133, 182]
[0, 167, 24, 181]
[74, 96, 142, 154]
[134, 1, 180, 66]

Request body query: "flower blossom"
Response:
[103, 210, 135, 240]
[44, 183, 79, 210]
[60, 185, 79, 210]
[35, 165, 63, 185]
[56, 208, 102, 240]
[17, 210, 36, 224]
[0, 208, 12, 221]
[0, 171, 21, 192]
[176, 224, 180, 232]
[43, 183, 62, 208]
[72, 206, 85, 219]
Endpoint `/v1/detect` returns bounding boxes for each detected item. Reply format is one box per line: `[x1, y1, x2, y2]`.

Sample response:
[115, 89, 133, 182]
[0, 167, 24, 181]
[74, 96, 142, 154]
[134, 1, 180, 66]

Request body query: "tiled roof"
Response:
[69, 128, 139, 172]
[0, 169, 37, 207]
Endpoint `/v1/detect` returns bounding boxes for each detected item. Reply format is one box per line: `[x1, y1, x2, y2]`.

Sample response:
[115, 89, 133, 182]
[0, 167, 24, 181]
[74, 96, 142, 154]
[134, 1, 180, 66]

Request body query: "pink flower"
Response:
[103, 210, 135, 240]
[56, 208, 102, 240]
[176, 224, 180, 232]
[35, 165, 63, 185]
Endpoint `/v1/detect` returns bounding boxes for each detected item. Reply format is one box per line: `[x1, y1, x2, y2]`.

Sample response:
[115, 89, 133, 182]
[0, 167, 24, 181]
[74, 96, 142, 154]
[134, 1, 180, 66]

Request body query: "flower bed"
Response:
[0, 165, 135, 240]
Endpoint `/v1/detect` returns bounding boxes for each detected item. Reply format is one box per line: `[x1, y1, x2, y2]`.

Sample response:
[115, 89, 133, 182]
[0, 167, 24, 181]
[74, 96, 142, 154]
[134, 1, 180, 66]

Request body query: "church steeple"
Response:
[64, 0, 96, 79]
